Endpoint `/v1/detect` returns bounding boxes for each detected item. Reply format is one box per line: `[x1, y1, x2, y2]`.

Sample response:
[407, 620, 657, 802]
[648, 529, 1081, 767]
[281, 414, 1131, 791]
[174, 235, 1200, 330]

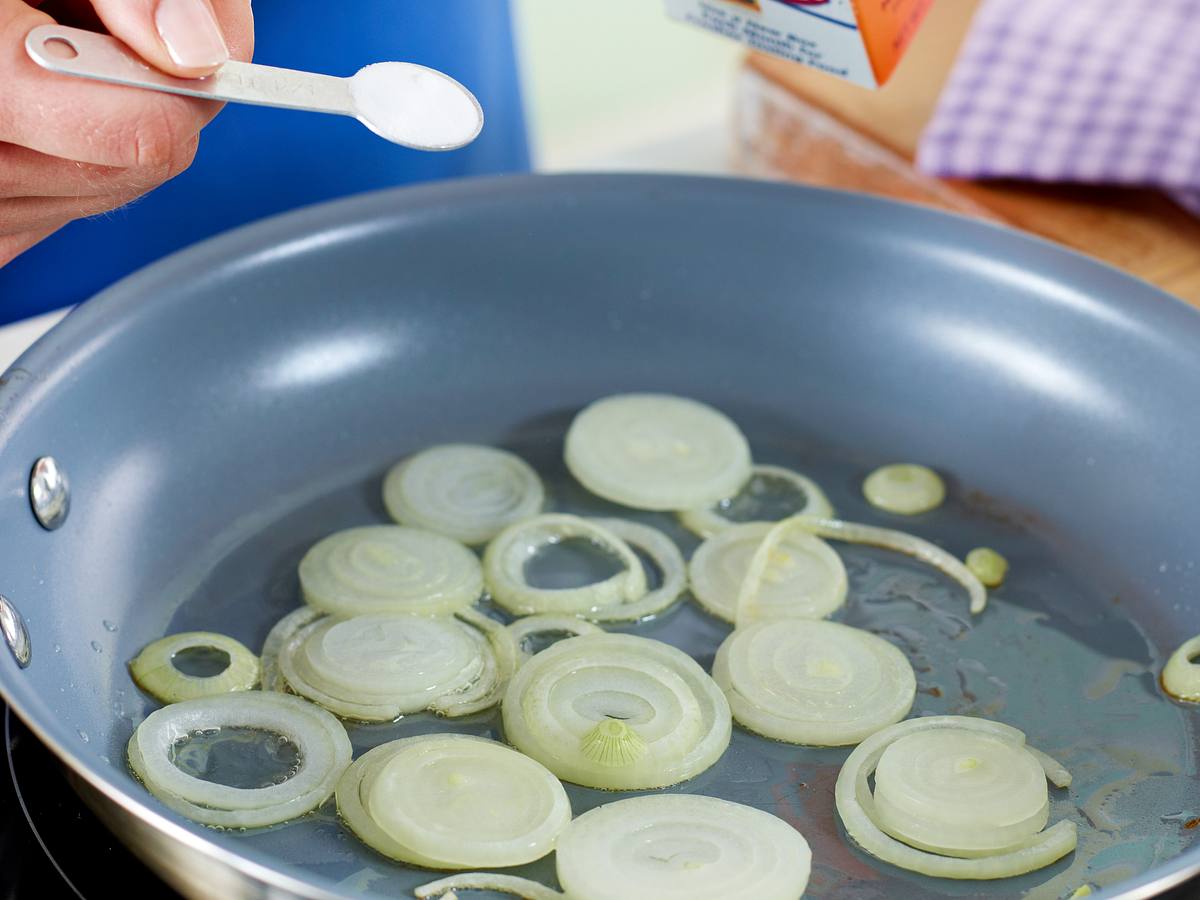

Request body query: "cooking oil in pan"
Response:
[170, 726, 302, 791]
[151, 427, 1199, 899]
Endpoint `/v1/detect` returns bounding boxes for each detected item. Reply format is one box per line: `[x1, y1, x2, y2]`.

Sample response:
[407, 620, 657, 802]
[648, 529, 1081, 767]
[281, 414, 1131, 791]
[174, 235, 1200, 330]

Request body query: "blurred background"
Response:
[3, 0, 1200, 337]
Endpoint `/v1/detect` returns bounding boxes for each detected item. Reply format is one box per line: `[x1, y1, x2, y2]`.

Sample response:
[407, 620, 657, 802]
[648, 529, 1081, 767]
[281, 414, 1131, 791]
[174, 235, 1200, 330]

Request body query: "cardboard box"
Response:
[664, 0, 933, 88]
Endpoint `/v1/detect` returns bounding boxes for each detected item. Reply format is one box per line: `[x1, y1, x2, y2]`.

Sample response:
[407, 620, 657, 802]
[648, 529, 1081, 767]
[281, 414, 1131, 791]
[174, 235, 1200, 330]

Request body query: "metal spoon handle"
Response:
[25, 24, 354, 117]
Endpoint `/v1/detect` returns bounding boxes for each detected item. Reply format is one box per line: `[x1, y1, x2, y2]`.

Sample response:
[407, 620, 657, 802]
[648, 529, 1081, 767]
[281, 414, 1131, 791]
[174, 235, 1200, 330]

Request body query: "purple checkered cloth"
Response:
[916, 0, 1200, 215]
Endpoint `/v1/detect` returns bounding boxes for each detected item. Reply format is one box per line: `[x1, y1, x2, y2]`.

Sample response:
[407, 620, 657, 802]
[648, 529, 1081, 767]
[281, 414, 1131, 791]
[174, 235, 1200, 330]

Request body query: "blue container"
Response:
[0, 0, 530, 323]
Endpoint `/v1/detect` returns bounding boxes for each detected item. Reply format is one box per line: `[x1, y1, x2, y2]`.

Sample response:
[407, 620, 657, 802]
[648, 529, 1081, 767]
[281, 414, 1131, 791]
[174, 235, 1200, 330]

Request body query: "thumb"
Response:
[89, 0, 228, 78]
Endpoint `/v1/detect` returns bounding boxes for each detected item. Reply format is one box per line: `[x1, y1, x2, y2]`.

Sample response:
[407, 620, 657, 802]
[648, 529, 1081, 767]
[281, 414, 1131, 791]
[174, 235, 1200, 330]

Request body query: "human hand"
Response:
[1, 0, 253, 266]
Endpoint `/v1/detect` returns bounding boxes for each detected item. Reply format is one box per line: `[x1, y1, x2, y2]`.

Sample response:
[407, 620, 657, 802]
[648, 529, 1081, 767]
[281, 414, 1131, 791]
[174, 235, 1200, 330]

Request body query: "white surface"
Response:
[512, 0, 741, 172]
[0, 309, 68, 372]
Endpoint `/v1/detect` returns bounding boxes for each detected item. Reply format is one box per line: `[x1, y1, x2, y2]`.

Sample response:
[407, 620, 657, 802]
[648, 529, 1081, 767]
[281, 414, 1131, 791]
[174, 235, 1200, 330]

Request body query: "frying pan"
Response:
[0, 174, 1197, 900]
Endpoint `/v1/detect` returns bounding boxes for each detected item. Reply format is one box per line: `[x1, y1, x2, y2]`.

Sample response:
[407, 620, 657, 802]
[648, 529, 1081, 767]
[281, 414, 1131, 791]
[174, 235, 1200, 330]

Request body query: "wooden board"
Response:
[736, 1, 1200, 306]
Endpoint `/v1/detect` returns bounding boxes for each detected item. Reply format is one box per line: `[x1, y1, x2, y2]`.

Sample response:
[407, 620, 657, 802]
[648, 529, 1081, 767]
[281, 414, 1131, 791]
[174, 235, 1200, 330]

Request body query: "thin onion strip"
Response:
[430, 608, 520, 717]
[689, 521, 846, 624]
[484, 514, 646, 616]
[586, 517, 687, 622]
[732, 519, 848, 625]
[415, 874, 564, 900]
[507, 614, 604, 663]
[783, 516, 987, 615]
[260, 607, 322, 694]
[678, 464, 834, 538]
[1027, 746, 1073, 788]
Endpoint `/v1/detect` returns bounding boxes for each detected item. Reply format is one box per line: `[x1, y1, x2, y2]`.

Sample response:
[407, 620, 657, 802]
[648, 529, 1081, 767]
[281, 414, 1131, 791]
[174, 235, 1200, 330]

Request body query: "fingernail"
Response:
[155, 0, 228, 70]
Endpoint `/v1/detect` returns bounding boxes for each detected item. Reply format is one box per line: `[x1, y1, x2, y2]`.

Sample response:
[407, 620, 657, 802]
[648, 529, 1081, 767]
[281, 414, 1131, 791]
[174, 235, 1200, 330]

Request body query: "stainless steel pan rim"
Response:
[1, 173, 1198, 899]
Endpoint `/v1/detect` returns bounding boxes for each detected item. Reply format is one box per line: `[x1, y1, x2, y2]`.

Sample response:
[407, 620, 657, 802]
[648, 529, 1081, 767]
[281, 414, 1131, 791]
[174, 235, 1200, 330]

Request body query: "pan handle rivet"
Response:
[30, 456, 70, 531]
[0, 595, 31, 668]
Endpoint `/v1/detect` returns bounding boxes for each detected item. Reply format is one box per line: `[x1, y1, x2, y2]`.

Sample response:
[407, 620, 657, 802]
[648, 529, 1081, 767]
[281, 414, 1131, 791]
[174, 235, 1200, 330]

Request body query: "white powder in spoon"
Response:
[350, 62, 482, 150]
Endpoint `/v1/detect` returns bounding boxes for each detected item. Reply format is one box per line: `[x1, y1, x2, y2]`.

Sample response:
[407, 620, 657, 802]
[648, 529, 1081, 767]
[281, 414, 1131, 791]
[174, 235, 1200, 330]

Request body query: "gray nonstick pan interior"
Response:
[0, 174, 1197, 899]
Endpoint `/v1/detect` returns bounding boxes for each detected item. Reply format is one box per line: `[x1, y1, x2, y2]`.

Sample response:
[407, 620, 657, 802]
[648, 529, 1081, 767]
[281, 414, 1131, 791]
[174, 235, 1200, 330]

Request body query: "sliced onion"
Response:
[336, 734, 570, 868]
[260, 607, 322, 693]
[129, 631, 260, 704]
[835, 715, 1077, 879]
[484, 514, 645, 616]
[299, 525, 482, 617]
[713, 619, 915, 746]
[688, 521, 846, 624]
[863, 463, 946, 515]
[564, 393, 752, 511]
[415, 874, 563, 900]
[502, 633, 730, 790]
[873, 730, 1049, 857]
[966, 547, 1009, 588]
[1162, 634, 1200, 702]
[383, 443, 544, 545]
[784, 516, 987, 615]
[429, 608, 520, 717]
[678, 464, 835, 538]
[277, 613, 489, 721]
[507, 614, 604, 663]
[1027, 746, 1073, 789]
[555, 794, 811, 900]
[733, 518, 849, 625]
[127, 691, 351, 828]
[587, 518, 687, 622]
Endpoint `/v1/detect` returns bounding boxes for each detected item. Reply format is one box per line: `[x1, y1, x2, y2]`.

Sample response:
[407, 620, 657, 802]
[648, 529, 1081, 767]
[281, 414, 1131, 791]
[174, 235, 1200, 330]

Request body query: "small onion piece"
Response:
[713, 619, 915, 746]
[127, 692, 351, 828]
[277, 612, 492, 721]
[564, 393, 752, 511]
[688, 521, 846, 624]
[299, 525, 482, 618]
[1162, 634, 1200, 702]
[555, 794, 811, 900]
[129, 632, 260, 704]
[415, 874, 564, 900]
[678, 464, 835, 538]
[587, 518, 687, 622]
[260, 607, 322, 693]
[507, 614, 604, 663]
[336, 734, 571, 869]
[502, 633, 731, 790]
[383, 443, 544, 545]
[835, 715, 1077, 879]
[484, 514, 646, 616]
[863, 463, 946, 515]
[1027, 746, 1073, 789]
[784, 516, 987, 615]
[966, 547, 1009, 588]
